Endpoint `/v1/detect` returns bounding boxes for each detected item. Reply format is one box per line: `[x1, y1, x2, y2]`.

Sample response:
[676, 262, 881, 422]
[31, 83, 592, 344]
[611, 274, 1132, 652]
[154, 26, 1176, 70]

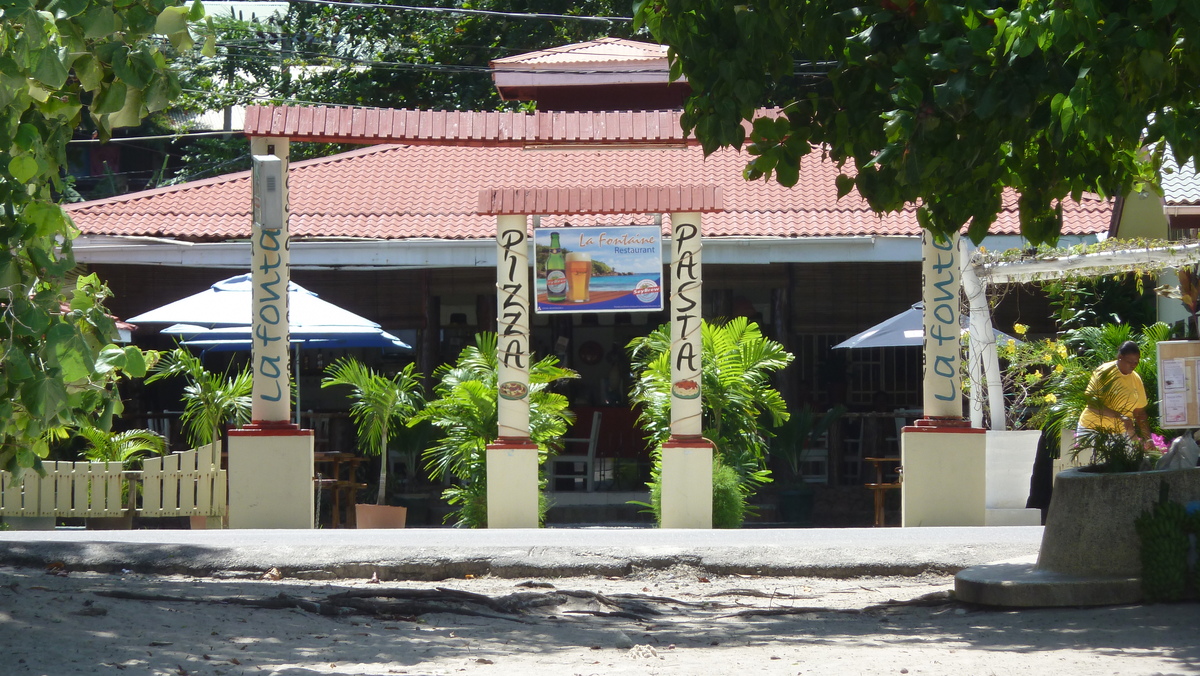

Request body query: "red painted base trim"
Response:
[229, 421, 313, 437]
[488, 438, 538, 450]
[902, 419, 986, 435]
[664, 436, 715, 449]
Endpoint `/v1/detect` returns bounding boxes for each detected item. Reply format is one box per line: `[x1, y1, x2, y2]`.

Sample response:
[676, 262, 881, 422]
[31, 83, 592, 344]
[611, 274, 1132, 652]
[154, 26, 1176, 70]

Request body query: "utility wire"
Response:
[285, 0, 631, 23]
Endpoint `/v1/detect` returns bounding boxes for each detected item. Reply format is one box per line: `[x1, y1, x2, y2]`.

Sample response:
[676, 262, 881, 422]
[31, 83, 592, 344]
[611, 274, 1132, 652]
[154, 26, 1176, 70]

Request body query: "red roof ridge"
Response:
[242, 106, 694, 147]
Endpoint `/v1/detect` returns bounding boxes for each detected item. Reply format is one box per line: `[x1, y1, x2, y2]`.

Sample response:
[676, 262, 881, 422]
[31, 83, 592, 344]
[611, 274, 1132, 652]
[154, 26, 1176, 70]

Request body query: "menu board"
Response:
[1157, 340, 1200, 429]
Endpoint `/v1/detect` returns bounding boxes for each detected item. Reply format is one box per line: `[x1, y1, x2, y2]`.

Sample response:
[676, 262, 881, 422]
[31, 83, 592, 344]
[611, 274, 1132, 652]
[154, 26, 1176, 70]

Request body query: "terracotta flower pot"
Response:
[354, 503, 407, 529]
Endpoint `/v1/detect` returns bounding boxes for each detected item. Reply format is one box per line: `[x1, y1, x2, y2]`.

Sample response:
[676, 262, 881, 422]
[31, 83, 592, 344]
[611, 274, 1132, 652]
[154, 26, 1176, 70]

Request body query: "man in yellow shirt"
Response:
[1077, 341, 1150, 442]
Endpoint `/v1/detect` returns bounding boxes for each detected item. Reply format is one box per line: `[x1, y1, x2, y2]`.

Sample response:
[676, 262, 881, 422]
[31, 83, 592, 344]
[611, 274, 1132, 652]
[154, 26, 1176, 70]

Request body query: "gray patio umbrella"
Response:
[833, 302, 1017, 349]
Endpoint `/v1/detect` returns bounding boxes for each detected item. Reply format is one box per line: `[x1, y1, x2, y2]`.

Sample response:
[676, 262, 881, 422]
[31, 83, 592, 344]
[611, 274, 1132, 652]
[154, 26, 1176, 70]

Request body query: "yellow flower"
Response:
[1054, 364, 1064, 373]
[1013, 323, 1028, 336]
[1043, 393, 1057, 404]
[1042, 353, 1053, 362]
[1007, 338, 1016, 349]
[1057, 344, 1067, 357]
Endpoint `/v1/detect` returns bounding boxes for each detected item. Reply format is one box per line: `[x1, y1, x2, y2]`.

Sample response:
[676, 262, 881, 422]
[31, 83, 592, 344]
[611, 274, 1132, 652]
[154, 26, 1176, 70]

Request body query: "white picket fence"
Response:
[0, 444, 226, 526]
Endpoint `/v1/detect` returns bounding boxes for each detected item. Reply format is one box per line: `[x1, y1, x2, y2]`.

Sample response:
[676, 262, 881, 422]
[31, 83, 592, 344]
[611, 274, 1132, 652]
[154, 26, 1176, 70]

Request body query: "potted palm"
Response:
[321, 357, 423, 528]
[146, 347, 253, 457]
[411, 332, 575, 528]
[769, 404, 845, 524]
[628, 317, 793, 528]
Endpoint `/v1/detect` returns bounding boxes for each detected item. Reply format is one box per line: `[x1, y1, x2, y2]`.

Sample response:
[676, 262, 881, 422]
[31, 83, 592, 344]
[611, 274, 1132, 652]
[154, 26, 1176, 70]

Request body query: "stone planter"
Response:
[354, 503, 407, 529]
[1037, 466, 1200, 578]
[957, 465, 1200, 607]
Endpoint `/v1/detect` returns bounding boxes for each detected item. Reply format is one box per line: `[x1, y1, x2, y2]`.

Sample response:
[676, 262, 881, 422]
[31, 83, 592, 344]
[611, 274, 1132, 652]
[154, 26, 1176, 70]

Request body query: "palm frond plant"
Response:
[145, 347, 253, 454]
[77, 427, 167, 467]
[628, 316, 793, 527]
[769, 404, 846, 483]
[411, 332, 576, 528]
[321, 357, 424, 505]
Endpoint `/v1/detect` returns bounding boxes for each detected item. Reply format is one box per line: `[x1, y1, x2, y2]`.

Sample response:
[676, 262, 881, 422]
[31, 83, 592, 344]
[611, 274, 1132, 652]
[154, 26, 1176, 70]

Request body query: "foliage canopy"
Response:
[635, 0, 1200, 246]
[0, 0, 203, 472]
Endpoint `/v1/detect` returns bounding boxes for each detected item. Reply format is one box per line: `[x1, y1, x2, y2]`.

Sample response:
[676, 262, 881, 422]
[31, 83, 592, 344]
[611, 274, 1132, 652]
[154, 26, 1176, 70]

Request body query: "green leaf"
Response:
[91, 81, 126, 115]
[6, 350, 35, 382]
[1151, 0, 1178, 20]
[31, 47, 69, 89]
[201, 33, 217, 58]
[20, 375, 67, 424]
[188, 0, 207, 21]
[79, 5, 117, 39]
[94, 344, 128, 375]
[73, 53, 103, 91]
[8, 155, 39, 183]
[155, 6, 190, 35]
[122, 345, 148, 378]
[46, 0, 88, 19]
[49, 323, 91, 383]
[24, 200, 68, 238]
[835, 174, 856, 199]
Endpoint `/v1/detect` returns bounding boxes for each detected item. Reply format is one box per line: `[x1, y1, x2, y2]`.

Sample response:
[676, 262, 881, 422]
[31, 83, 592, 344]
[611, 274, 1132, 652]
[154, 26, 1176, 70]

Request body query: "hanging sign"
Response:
[533, 225, 662, 313]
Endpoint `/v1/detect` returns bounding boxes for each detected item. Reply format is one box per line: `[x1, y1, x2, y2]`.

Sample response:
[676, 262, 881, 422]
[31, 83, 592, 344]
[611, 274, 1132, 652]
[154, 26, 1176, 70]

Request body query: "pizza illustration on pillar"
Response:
[672, 379, 700, 399]
[499, 381, 529, 400]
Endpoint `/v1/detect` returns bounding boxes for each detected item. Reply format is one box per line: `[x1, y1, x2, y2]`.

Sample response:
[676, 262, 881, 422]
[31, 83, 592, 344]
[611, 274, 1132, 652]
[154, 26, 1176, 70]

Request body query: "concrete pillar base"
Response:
[227, 424, 314, 529]
[486, 441, 539, 528]
[661, 438, 713, 529]
[901, 424, 986, 527]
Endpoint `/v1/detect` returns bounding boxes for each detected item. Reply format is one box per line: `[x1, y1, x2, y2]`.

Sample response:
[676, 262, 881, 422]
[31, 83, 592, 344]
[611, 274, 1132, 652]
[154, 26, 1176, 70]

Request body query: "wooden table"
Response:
[314, 451, 366, 528]
[864, 456, 901, 527]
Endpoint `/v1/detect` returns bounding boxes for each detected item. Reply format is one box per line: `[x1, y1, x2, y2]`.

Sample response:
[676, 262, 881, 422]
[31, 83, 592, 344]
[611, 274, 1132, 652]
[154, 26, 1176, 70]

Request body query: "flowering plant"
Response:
[1000, 321, 1174, 465]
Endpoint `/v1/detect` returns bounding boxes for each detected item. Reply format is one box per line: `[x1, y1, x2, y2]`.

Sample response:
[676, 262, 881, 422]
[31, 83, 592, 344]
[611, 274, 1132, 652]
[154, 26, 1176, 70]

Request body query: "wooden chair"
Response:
[551, 411, 602, 491]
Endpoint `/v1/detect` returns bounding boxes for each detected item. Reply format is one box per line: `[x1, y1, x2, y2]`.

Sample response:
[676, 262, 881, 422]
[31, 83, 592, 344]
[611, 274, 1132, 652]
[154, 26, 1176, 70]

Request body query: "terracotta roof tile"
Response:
[67, 143, 1112, 242]
[243, 105, 692, 146]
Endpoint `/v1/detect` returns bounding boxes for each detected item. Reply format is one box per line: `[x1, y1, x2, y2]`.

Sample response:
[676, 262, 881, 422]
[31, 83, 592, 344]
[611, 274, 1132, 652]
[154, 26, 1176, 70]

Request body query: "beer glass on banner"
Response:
[566, 252, 591, 303]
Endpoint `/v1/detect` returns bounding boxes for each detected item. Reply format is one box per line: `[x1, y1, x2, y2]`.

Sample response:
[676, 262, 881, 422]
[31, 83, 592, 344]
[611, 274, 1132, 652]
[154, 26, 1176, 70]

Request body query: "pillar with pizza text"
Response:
[487, 214, 539, 528]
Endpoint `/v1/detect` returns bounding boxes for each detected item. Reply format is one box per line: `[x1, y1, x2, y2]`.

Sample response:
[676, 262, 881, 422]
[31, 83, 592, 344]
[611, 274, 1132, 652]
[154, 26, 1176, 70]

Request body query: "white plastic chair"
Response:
[551, 411, 602, 491]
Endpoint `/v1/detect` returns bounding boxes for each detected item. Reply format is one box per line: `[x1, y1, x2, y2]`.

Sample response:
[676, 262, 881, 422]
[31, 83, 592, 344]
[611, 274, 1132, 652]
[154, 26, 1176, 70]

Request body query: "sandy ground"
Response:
[2, 563, 1197, 676]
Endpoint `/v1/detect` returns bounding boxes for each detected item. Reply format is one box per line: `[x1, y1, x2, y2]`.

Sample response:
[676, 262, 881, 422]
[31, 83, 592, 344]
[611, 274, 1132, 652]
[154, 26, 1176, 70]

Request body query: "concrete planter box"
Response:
[1038, 466, 1200, 578]
[957, 465, 1200, 606]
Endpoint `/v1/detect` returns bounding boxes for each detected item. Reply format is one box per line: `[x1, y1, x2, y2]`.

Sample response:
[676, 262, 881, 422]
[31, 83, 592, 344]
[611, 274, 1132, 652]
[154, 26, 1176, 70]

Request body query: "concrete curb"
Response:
[0, 527, 1044, 581]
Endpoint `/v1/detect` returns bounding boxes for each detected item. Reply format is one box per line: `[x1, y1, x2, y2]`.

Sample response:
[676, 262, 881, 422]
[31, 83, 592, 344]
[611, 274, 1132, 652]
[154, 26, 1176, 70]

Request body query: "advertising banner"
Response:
[534, 225, 662, 313]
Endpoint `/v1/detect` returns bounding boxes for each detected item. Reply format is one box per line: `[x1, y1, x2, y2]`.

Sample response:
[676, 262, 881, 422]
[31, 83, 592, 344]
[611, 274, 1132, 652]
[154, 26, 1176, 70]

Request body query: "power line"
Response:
[285, 0, 631, 23]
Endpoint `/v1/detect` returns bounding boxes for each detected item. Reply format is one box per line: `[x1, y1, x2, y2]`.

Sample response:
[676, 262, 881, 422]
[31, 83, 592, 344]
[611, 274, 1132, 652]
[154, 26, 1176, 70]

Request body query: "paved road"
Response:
[0, 526, 1043, 580]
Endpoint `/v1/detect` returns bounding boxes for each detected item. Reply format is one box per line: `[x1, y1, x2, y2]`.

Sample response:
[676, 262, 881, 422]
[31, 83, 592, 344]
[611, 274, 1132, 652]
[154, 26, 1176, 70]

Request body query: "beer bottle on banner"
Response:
[546, 232, 567, 302]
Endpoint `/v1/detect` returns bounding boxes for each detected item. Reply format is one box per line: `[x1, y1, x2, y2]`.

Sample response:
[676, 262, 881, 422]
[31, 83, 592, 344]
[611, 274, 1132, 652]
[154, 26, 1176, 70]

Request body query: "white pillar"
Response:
[670, 212, 704, 437]
[662, 212, 712, 529]
[248, 137, 291, 423]
[495, 214, 531, 439]
[903, 231, 986, 527]
[487, 214, 538, 528]
[229, 137, 314, 529]
[921, 230, 963, 419]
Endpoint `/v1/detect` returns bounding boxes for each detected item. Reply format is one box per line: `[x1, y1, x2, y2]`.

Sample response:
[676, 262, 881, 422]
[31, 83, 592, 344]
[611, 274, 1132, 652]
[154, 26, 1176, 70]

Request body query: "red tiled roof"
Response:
[67, 143, 1112, 242]
[242, 105, 692, 147]
[478, 186, 722, 215]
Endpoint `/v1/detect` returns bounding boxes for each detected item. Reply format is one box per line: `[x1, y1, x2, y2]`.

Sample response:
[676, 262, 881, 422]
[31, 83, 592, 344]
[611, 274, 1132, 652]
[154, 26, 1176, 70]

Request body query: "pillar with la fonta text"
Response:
[487, 214, 539, 528]
[902, 230, 985, 526]
[228, 138, 315, 529]
[662, 212, 712, 529]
